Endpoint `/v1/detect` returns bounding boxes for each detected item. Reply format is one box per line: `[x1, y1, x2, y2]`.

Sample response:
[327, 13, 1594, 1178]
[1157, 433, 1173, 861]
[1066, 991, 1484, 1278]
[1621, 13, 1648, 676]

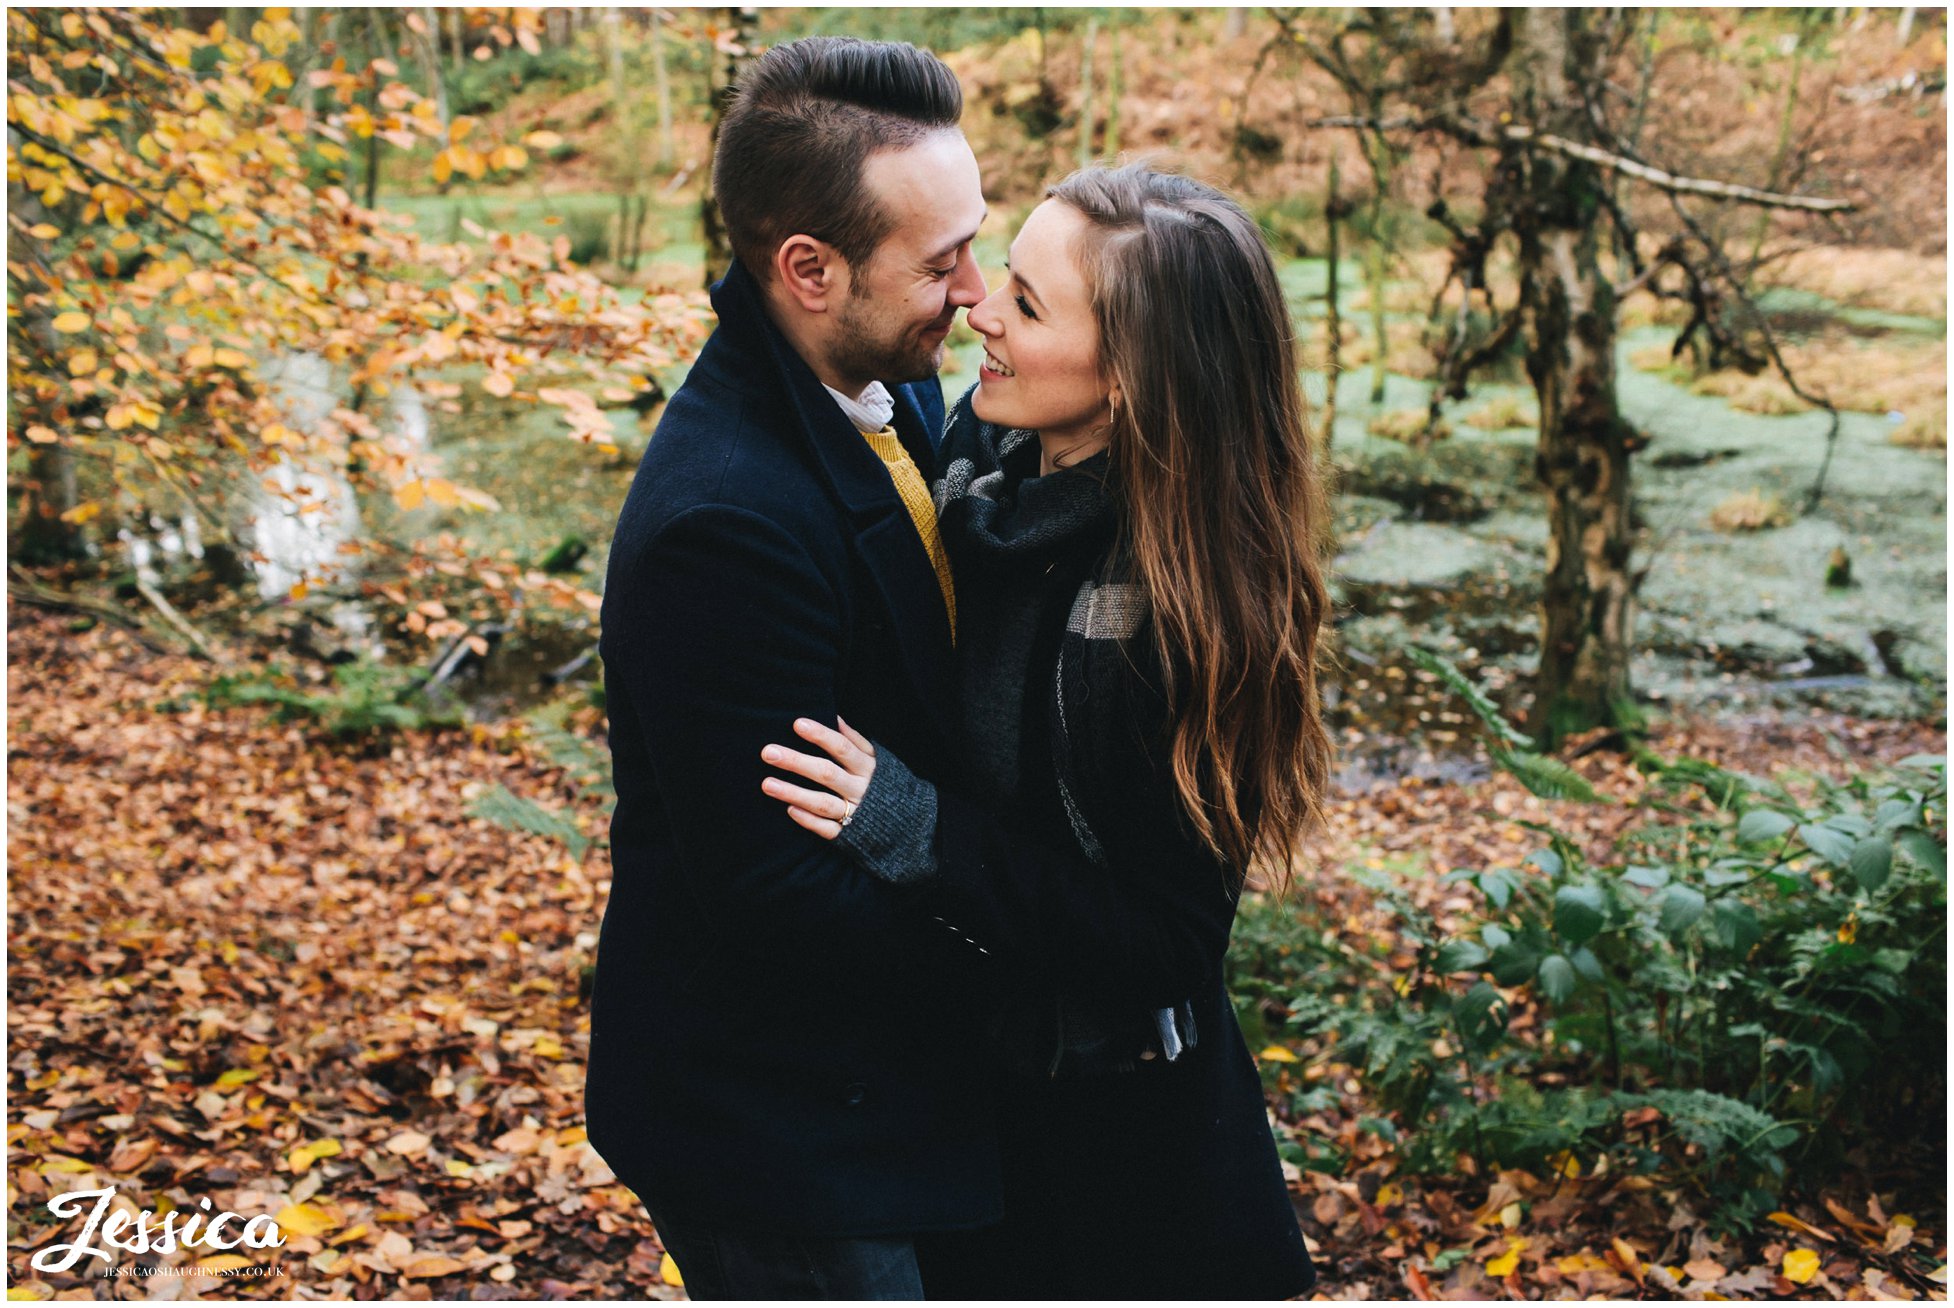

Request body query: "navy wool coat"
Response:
[586, 260, 1002, 1238]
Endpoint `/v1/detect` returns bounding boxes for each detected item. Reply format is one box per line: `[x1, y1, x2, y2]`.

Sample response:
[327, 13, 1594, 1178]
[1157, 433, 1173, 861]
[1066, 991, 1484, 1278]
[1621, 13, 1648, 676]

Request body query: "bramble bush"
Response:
[1237, 650, 1946, 1230]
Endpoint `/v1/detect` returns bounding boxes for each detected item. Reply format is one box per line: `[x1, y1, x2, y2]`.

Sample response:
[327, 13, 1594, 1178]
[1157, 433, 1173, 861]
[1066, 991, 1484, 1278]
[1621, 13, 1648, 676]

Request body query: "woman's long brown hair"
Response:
[1048, 163, 1332, 894]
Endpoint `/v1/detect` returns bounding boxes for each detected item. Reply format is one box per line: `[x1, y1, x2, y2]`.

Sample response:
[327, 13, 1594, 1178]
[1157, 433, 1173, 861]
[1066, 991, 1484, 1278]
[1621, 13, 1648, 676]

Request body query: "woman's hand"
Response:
[760, 716, 878, 840]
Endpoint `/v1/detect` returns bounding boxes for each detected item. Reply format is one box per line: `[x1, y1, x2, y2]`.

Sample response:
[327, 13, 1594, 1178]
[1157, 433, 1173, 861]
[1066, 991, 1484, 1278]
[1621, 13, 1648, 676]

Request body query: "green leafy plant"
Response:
[1244, 648, 1946, 1230]
[204, 663, 460, 740]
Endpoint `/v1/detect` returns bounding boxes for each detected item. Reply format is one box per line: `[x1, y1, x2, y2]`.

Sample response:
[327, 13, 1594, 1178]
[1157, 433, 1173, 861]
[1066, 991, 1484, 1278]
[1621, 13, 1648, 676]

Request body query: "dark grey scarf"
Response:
[934, 390, 1198, 1070]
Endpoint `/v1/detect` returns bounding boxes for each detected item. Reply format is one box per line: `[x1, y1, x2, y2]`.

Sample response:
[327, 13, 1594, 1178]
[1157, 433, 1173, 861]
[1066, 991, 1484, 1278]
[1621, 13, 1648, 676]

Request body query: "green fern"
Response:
[1408, 646, 1532, 749]
[467, 782, 591, 860]
[1489, 745, 1603, 803]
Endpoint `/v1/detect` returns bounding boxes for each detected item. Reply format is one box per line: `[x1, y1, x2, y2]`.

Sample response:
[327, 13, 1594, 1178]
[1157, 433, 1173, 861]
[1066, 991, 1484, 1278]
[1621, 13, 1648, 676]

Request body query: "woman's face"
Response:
[967, 200, 1111, 452]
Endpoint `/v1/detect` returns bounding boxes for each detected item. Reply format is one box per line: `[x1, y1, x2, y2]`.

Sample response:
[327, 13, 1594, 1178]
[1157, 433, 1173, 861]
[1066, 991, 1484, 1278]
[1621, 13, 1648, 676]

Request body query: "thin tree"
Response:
[699, 8, 758, 289]
[1304, 9, 1852, 745]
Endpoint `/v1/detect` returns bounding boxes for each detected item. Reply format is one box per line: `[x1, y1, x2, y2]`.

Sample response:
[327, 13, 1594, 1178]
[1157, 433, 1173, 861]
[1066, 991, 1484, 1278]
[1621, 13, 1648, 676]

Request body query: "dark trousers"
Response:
[646, 1206, 923, 1301]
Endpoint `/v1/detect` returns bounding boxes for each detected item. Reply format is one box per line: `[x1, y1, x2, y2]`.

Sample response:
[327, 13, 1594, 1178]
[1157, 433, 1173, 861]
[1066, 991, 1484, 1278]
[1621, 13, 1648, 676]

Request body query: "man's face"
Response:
[826, 132, 988, 389]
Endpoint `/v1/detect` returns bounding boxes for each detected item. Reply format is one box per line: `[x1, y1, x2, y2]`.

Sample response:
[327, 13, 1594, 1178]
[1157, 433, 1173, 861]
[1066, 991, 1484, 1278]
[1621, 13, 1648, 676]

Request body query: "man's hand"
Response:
[761, 716, 878, 840]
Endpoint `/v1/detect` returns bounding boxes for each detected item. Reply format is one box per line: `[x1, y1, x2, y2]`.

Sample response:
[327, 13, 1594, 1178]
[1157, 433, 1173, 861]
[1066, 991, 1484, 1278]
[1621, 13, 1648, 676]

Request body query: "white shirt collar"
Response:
[823, 380, 896, 434]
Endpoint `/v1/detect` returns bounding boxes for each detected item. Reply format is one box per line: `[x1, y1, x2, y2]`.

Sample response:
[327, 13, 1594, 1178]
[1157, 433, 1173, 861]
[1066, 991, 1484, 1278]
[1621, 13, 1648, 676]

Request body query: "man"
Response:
[586, 37, 993, 1299]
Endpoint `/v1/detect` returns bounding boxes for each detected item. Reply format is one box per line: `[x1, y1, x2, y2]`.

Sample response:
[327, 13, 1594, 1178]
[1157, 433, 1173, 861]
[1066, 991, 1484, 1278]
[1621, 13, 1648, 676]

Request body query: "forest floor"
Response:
[7, 608, 1945, 1301]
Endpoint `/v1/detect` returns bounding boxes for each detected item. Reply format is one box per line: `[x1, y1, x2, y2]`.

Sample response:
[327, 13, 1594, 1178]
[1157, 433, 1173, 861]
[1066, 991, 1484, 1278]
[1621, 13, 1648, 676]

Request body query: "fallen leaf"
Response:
[274, 1203, 339, 1238]
[403, 1255, 469, 1278]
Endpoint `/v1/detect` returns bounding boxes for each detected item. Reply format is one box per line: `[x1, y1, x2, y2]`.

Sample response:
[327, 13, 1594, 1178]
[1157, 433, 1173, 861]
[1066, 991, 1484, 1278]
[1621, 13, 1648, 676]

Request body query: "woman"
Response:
[759, 163, 1332, 1298]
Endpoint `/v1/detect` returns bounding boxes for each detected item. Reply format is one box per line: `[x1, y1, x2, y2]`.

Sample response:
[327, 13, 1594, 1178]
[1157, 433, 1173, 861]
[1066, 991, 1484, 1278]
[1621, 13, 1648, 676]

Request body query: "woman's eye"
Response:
[1014, 294, 1037, 321]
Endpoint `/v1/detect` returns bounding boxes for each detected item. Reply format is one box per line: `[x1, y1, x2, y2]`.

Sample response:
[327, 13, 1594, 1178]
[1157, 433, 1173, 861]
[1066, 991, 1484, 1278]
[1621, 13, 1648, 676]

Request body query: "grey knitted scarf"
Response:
[934, 390, 1198, 1067]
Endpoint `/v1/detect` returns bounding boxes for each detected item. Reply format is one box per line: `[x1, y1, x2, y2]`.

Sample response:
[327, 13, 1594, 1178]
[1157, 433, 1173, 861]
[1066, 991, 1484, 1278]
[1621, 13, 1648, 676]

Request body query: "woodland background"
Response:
[6, 6, 1948, 1300]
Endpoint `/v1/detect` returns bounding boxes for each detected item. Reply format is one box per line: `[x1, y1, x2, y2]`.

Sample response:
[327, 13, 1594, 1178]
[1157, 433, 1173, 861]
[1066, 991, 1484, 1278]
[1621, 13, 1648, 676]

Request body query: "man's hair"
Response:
[712, 37, 963, 282]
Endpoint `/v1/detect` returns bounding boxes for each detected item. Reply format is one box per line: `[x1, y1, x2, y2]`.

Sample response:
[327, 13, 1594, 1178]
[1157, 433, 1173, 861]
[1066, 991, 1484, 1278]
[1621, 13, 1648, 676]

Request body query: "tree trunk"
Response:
[448, 6, 464, 72]
[17, 444, 84, 563]
[1103, 29, 1122, 158]
[1365, 203, 1390, 405]
[700, 8, 758, 288]
[1077, 18, 1097, 168]
[654, 10, 674, 169]
[1323, 153, 1343, 447]
[1512, 10, 1637, 746]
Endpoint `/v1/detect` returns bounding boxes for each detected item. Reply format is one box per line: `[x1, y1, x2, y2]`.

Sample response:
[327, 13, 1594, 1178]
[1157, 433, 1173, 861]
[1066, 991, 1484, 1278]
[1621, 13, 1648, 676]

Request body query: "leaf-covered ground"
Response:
[6, 608, 1945, 1300]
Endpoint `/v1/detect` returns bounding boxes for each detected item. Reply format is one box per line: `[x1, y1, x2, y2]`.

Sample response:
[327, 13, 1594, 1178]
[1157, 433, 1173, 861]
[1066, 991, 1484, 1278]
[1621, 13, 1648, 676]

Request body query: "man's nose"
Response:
[947, 248, 987, 309]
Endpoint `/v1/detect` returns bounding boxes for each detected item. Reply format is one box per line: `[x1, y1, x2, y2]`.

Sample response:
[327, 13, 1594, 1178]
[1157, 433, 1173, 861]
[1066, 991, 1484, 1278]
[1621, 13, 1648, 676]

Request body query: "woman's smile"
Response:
[979, 347, 1016, 380]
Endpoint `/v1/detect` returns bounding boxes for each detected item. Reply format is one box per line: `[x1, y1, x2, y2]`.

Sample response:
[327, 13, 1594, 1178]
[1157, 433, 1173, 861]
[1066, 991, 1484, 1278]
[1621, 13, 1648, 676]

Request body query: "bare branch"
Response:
[1505, 126, 1856, 212]
[1304, 116, 1857, 212]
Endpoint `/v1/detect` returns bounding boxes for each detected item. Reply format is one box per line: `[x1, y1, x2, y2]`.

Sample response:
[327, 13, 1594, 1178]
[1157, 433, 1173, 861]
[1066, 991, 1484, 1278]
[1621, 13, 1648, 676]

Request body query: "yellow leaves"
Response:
[403, 1255, 469, 1279]
[288, 1137, 342, 1172]
[658, 1252, 684, 1287]
[1782, 1248, 1821, 1284]
[105, 399, 163, 431]
[248, 59, 294, 96]
[274, 1202, 339, 1238]
[421, 331, 458, 364]
[27, 223, 59, 240]
[433, 145, 488, 183]
[533, 1035, 564, 1059]
[213, 347, 252, 370]
[1768, 1210, 1836, 1242]
[213, 1066, 262, 1089]
[488, 145, 529, 173]
[111, 230, 141, 252]
[67, 349, 99, 377]
[443, 1158, 475, 1178]
[1485, 1237, 1528, 1278]
[51, 311, 90, 334]
[346, 104, 375, 139]
[9, 1283, 56, 1301]
[523, 130, 564, 151]
[185, 344, 215, 369]
[1259, 1045, 1299, 1063]
[449, 116, 476, 145]
[24, 426, 59, 445]
[260, 423, 303, 449]
[38, 1154, 97, 1174]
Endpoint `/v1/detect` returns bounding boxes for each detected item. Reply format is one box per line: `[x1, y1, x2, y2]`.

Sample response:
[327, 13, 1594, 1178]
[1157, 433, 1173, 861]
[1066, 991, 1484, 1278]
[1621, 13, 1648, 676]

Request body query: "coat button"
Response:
[842, 1082, 869, 1108]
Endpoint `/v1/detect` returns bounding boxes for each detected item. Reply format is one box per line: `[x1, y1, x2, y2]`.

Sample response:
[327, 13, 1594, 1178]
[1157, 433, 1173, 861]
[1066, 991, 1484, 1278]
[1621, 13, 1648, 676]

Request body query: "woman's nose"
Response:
[967, 287, 1006, 338]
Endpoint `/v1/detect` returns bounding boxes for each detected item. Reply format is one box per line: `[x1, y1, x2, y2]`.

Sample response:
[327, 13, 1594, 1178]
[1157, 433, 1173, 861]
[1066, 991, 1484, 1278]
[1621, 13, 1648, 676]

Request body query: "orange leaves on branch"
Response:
[7, 4, 706, 630]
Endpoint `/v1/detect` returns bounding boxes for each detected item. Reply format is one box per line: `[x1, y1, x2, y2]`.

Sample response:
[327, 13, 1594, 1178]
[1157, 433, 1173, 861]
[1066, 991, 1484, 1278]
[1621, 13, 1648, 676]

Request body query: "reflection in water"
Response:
[244, 351, 434, 603]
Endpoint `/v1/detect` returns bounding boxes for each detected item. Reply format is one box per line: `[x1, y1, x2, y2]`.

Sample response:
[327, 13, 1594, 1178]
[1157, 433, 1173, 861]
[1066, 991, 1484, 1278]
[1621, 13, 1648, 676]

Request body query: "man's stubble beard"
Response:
[828, 277, 945, 389]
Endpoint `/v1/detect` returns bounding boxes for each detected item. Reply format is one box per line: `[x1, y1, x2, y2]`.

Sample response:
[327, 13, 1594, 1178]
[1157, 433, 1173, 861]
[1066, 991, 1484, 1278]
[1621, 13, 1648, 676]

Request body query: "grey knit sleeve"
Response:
[833, 742, 941, 884]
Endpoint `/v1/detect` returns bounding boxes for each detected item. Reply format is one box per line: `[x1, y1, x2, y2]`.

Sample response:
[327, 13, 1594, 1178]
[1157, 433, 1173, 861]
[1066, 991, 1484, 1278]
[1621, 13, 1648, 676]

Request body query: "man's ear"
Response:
[773, 234, 844, 314]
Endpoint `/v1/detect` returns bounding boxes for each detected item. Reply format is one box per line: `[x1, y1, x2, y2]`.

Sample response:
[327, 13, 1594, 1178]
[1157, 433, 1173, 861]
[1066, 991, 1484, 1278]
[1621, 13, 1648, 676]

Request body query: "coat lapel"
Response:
[708, 264, 960, 749]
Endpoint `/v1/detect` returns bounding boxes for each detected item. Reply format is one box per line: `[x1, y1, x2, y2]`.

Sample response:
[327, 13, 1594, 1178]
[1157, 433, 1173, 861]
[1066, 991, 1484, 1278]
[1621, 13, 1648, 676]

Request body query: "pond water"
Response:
[127, 248, 1945, 773]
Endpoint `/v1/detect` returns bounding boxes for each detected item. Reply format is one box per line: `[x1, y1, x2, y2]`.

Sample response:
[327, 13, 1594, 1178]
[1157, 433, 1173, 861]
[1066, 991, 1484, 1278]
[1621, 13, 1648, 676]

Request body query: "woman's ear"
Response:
[773, 234, 841, 313]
